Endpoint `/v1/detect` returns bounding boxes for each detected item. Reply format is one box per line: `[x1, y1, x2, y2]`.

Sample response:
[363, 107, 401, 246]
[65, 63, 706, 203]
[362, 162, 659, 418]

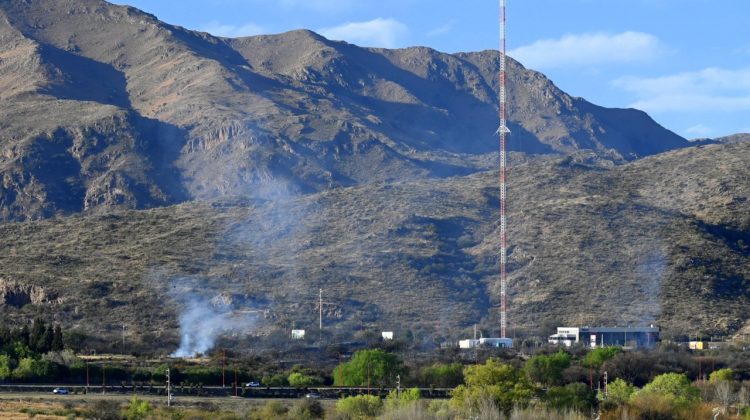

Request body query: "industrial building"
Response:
[548, 326, 659, 348]
[459, 337, 514, 349]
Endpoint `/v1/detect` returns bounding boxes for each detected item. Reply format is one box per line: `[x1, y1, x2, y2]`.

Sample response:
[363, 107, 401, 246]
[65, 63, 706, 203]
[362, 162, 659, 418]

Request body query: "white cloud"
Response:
[279, 0, 354, 11]
[684, 124, 713, 137]
[426, 20, 455, 37]
[509, 31, 664, 69]
[200, 21, 265, 38]
[613, 67, 750, 112]
[319, 18, 408, 48]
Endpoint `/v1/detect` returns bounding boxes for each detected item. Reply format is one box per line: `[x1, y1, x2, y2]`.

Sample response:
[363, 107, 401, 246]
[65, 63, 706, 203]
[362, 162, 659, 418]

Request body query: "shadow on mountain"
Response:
[37, 43, 132, 109]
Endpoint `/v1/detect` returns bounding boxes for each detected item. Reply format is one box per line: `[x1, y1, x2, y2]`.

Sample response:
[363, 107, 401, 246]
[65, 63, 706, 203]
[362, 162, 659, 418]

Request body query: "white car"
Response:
[52, 388, 69, 395]
[246, 381, 261, 387]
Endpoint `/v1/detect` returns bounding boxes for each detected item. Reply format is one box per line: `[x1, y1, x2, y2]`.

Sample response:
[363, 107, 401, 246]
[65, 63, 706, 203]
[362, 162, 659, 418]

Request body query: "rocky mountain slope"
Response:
[0, 141, 747, 352]
[0, 0, 689, 222]
[2, 0, 746, 354]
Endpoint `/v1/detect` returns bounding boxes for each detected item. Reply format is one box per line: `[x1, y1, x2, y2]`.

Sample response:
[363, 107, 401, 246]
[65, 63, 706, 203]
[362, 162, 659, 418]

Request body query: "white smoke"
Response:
[170, 293, 258, 358]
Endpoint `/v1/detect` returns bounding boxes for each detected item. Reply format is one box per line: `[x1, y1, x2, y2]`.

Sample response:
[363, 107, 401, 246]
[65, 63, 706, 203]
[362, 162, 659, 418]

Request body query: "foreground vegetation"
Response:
[1, 339, 750, 419]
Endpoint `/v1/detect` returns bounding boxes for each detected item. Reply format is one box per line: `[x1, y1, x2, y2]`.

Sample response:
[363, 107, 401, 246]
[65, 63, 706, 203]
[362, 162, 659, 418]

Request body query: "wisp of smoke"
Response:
[171, 294, 257, 358]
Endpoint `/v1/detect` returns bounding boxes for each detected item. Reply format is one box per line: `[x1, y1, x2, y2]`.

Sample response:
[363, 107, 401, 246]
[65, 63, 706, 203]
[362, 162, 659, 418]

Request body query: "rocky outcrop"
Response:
[0, 278, 58, 307]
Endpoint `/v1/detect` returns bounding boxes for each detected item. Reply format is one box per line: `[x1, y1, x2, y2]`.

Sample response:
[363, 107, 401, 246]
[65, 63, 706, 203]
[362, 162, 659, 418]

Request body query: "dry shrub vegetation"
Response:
[0, 142, 749, 354]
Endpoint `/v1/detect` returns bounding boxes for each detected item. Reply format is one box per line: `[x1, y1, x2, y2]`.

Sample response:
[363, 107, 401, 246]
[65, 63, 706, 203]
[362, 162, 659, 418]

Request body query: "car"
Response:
[52, 388, 69, 395]
[246, 381, 260, 387]
[305, 392, 321, 399]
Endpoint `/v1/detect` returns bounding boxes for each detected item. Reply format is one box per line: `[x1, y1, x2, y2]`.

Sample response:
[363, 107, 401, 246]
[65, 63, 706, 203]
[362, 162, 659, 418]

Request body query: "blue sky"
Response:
[113, 0, 750, 139]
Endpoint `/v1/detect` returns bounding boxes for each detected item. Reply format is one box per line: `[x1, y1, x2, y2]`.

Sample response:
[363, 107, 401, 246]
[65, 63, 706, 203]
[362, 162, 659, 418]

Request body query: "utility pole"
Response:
[102, 365, 106, 394]
[121, 324, 126, 354]
[86, 362, 90, 389]
[234, 367, 238, 397]
[319, 288, 323, 331]
[166, 368, 172, 407]
[603, 371, 608, 398]
[396, 374, 401, 399]
[221, 349, 226, 388]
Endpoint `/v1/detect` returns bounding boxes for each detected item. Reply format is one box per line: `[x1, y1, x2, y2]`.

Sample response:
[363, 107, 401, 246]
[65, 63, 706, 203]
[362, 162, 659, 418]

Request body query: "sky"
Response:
[112, 0, 750, 139]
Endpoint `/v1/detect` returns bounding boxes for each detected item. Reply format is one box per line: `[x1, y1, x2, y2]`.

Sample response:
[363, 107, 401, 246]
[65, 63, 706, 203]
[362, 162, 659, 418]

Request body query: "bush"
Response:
[181, 366, 224, 385]
[289, 398, 324, 419]
[418, 363, 464, 388]
[709, 368, 735, 383]
[288, 372, 321, 388]
[0, 355, 11, 380]
[385, 387, 421, 410]
[336, 395, 383, 419]
[87, 400, 122, 420]
[261, 372, 289, 387]
[582, 347, 620, 368]
[255, 401, 288, 420]
[524, 351, 571, 386]
[639, 372, 700, 406]
[544, 383, 596, 412]
[451, 358, 536, 416]
[125, 395, 152, 420]
[598, 378, 636, 407]
[12, 357, 36, 380]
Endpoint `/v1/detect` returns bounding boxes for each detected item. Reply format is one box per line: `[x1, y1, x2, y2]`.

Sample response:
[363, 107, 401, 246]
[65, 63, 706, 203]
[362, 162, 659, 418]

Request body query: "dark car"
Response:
[305, 392, 321, 399]
[52, 388, 69, 395]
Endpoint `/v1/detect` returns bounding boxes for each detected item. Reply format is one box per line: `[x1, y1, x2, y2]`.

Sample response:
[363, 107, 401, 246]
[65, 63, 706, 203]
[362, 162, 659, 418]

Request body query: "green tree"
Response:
[709, 368, 735, 383]
[419, 363, 464, 388]
[261, 372, 289, 387]
[125, 395, 152, 420]
[19, 325, 30, 347]
[0, 326, 10, 346]
[12, 357, 36, 380]
[336, 395, 384, 419]
[599, 378, 636, 406]
[451, 358, 536, 416]
[545, 383, 596, 412]
[4, 341, 32, 360]
[51, 325, 64, 352]
[639, 372, 700, 406]
[524, 350, 571, 386]
[0, 355, 12, 380]
[32, 359, 58, 380]
[288, 372, 320, 388]
[332, 349, 403, 387]
[582, 347, 620, 368]
[29, 319, 46, 353]
[40, 326, 53, 354]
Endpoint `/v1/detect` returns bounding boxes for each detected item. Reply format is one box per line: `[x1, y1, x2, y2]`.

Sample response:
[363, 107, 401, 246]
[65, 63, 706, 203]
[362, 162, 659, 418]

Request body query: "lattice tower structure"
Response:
[498, 0, 510, 339]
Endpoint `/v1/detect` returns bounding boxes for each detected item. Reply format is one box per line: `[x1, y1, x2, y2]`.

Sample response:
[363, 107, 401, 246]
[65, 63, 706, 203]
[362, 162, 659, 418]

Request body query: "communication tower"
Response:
[498, 0, 510, 339]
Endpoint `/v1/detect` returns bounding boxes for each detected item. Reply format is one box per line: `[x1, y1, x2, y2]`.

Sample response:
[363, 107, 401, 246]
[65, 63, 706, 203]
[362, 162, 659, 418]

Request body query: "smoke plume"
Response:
[171, 292, 258, 358]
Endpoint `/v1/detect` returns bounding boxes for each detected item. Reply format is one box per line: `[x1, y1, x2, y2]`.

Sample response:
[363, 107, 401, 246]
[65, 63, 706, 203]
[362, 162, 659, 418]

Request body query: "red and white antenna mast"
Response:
[498, 0, 510, 339]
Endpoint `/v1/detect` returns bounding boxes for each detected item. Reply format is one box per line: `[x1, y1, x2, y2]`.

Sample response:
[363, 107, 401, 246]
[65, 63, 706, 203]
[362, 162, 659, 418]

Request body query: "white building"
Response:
[291, 329, 305, 340]
[381, 331, 394, 341]
[548, 326, 659, 348]
[459, 337, 513, 349]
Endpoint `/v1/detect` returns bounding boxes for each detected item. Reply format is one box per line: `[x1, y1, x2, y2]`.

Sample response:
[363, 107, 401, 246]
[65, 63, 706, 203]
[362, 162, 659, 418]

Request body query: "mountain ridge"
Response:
[1, 0, 690, 221]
